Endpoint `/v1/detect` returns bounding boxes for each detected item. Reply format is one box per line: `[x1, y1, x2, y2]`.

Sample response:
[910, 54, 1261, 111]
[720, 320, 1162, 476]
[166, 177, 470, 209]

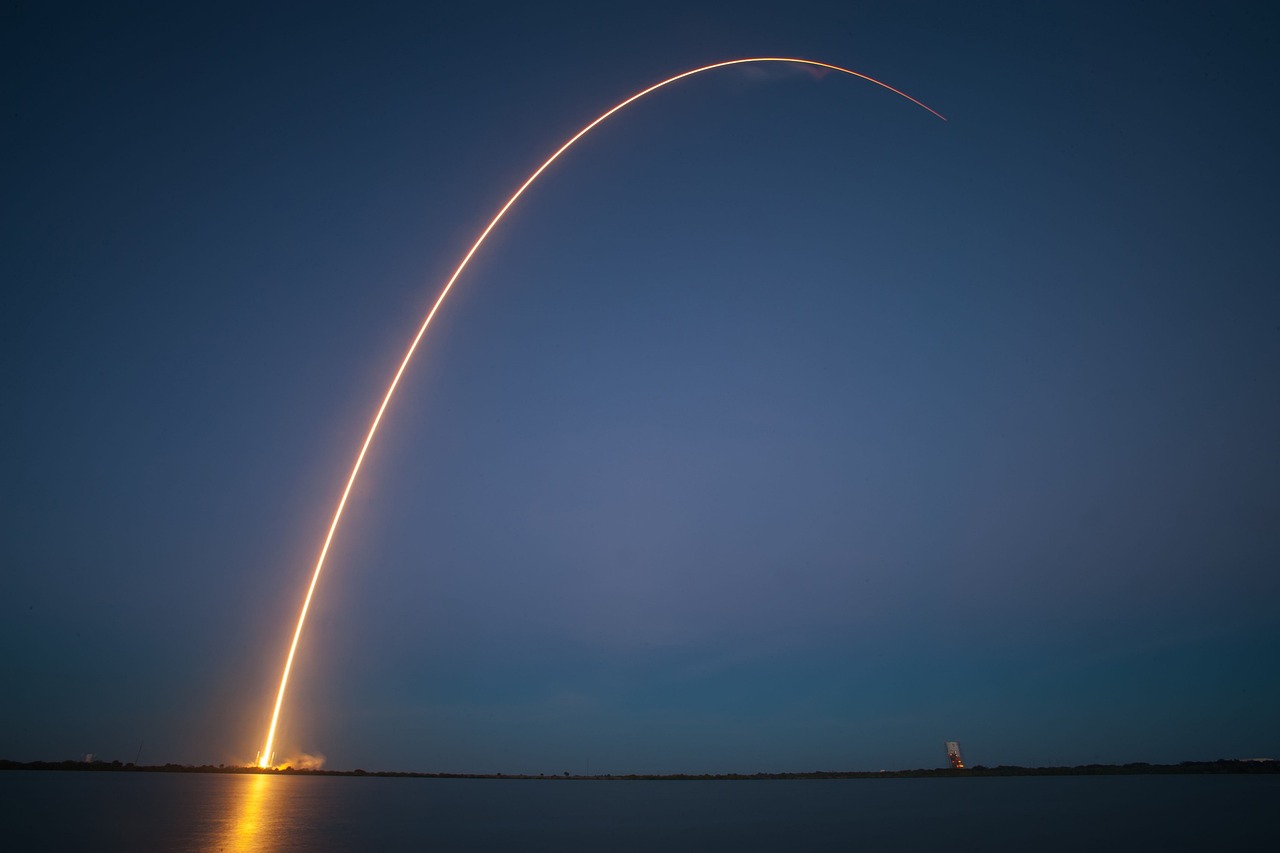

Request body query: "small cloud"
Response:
[281, 752, 325, 770]
[735, 62, 831, 83]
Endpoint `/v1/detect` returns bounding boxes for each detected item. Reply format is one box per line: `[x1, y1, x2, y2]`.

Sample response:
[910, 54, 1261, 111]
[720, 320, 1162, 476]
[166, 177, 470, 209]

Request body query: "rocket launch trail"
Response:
[255, 57, 944, 768]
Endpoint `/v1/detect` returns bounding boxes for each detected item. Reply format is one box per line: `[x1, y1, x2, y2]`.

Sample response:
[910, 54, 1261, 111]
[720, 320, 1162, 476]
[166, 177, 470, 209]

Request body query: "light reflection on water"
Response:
[198, 772, 340, 852]
[215, 772, 275, 852]
[2, 770, 1275, 851]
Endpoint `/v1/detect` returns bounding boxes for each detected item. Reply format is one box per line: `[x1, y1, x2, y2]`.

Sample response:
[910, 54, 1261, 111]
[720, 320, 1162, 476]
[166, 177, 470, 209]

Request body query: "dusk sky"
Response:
[3, 1, 1277, 774]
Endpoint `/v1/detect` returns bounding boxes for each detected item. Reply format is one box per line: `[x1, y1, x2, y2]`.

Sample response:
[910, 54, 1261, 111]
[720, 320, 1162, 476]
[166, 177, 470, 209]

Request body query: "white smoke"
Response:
[280, 752, 326, 770]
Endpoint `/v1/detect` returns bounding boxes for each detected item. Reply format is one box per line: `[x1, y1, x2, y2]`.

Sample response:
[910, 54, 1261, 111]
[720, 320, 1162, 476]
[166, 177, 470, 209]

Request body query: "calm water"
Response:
[2, 771, 1274, 851]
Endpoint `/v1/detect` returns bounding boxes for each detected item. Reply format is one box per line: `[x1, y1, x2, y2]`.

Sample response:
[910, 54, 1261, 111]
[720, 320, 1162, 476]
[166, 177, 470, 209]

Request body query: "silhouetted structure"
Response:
[945, 742, 965, 769]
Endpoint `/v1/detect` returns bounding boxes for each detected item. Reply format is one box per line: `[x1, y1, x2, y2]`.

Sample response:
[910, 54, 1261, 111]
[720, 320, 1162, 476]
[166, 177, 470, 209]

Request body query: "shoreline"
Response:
[3, 758, 1277, 780]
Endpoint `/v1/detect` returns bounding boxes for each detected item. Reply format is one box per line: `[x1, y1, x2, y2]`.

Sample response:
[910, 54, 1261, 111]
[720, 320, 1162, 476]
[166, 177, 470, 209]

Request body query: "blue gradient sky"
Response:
[3, 1, 1278, 773]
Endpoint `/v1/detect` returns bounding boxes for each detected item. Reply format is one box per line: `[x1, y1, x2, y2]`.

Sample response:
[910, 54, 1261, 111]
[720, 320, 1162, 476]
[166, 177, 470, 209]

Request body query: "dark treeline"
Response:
[2, 758, 1277, 779]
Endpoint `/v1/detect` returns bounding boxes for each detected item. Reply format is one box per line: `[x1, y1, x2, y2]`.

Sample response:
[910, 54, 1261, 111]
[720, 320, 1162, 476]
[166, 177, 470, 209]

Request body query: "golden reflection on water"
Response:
[214, 772, 279, 853]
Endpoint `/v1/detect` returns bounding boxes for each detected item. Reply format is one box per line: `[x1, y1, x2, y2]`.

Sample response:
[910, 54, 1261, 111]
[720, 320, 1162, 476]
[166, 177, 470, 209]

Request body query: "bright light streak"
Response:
[255, 57, 944, 768]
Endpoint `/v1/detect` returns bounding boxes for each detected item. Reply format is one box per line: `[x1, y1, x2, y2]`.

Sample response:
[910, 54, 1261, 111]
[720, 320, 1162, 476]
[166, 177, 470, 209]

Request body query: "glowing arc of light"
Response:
[256, 57, 945, 768]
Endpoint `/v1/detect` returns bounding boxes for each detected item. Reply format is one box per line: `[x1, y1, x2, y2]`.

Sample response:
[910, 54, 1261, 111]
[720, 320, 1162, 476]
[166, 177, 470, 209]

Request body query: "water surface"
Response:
[3, 771, 1273, 851]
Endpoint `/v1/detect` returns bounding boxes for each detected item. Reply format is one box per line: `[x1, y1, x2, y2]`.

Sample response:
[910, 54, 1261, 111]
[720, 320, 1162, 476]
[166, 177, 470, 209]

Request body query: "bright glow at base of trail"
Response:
[254, 57, 944, 769]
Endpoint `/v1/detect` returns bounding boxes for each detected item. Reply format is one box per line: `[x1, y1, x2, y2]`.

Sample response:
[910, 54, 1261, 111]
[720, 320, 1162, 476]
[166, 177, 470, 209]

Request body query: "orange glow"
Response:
[218, 772, 275, 852]
[255, 57, 944, 768]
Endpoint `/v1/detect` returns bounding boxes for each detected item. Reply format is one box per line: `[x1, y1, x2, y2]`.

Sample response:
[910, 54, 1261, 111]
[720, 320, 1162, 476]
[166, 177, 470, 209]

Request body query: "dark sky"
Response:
[3, 0, 1277, 773]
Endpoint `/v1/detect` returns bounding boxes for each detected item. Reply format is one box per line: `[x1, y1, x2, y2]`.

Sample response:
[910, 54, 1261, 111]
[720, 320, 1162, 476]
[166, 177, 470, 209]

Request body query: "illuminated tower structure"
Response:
[945, 741, 965, 769]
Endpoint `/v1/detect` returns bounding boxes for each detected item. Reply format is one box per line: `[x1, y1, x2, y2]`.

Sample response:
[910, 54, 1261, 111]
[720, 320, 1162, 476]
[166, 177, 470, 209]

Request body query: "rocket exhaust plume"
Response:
[255, 57, 944, 768]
